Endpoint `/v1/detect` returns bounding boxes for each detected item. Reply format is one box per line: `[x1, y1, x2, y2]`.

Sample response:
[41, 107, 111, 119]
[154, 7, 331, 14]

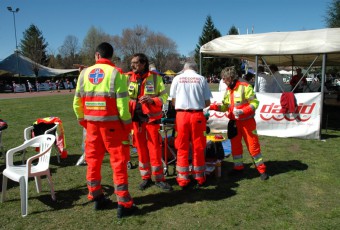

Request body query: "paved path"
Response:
[0, 90, 74, 99]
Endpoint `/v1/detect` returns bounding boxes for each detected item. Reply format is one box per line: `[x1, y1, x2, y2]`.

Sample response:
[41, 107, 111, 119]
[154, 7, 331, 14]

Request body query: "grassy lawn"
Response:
[0, 88, 339, 229]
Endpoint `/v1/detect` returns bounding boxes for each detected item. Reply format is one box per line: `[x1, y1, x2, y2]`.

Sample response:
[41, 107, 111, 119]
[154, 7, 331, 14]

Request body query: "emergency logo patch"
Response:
[145, 81, 154, 93]
[88, 68, 105, 84]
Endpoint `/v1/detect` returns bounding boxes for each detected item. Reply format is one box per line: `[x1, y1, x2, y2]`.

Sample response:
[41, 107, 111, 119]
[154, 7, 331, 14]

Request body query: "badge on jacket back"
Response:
[88, 68, 105, 85]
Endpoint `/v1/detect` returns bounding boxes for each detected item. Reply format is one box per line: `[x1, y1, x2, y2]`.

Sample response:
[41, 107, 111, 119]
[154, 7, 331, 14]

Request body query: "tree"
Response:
[225, 26, 241, 71]
[195, 15, 224, 78]
[325, 0, 340, 27]
[112, 25, 180, 72]
[58, 35, 81, 68]
[20, 24, 49, 77]
[81, 26, 112, 66]
[146, 32, 178, 72]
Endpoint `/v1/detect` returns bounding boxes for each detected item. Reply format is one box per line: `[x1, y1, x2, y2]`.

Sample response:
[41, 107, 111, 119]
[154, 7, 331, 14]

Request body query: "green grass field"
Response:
[0, 89, 339, 229]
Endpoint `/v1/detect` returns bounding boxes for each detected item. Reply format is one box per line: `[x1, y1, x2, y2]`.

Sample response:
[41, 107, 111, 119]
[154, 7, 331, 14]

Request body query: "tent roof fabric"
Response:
[0, 53, 78, 77]
[200, 28, 340, 66]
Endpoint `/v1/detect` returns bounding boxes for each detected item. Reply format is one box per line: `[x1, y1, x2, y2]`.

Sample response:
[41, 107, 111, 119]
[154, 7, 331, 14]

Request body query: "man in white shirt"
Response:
[269, 64, 285, 93]
[255, 65, 273, 93]
[169, 62, 212, 189]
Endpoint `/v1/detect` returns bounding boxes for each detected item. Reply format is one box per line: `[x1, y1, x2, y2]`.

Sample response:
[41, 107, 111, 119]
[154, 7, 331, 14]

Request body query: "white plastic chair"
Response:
[1, 134, 56, 217]
[23, 123, 60, 163]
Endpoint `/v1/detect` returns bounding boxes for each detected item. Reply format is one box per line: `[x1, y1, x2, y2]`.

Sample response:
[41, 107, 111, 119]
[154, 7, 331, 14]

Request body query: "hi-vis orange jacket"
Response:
[128, 71, 167, 123]
[73, 59, 131, 126]
[216, 80, 259, 120]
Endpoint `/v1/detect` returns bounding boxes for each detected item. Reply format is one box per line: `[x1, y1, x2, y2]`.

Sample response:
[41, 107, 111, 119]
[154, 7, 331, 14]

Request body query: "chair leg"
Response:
[1, 175, 8, 202]
[22, 149, 27, 164]
[19, 177, 28, 217]
[34, 176, 42, 193]
[54, 146, 60, 163]
[46, 172, 56, 201]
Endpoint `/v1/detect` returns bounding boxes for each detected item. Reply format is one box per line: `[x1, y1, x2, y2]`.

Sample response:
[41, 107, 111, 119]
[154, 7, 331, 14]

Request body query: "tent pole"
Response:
[320, 54, 327, 139]
[199, 52, 202, 75]
[254, 56, 259, 92]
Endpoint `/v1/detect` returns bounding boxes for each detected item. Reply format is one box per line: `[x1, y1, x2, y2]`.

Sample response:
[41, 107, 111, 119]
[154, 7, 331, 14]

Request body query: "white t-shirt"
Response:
[169, 69, 212, 110]
[256, 72, 273, 93]
[271, 71, 285, 93]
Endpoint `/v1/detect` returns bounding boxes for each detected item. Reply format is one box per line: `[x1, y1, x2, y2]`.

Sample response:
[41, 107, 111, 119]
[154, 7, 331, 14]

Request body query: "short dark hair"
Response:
[132, 53, 149, 72]
[258, 65, 265, 72]
[269, 64, 278, 72]
[96, 42, 113, 59]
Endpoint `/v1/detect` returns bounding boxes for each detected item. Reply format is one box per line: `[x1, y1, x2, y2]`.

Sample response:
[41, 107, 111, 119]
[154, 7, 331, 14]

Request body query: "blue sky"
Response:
[0, 0, 329, 61]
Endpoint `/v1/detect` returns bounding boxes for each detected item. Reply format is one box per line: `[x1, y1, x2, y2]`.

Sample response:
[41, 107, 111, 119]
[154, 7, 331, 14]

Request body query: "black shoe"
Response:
[94, 195, 112, 210]
[260, 173, 269, 181]
[228, 169, 244, 176]
[139, 179, 153, 190]
[155, 181, 173, 192]
[193, 181, 205, 190]
[117, 204, 138, 219]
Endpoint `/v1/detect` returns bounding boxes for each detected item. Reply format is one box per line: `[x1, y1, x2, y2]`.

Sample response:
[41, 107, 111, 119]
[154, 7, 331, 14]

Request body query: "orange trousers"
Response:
[132, 122, 165, 182]
[175, 111, 206, 187]
[230, 118, 266, 174]
[85, 121, 133, 208]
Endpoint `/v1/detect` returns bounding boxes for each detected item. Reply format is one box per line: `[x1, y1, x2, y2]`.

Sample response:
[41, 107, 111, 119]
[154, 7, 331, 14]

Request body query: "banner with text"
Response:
[208, 92, 321, 139]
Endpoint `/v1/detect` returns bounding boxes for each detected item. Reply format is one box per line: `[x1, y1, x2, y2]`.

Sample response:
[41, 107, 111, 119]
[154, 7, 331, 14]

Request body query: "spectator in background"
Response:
[73, 77, 77, 87]
[48, 80, 53, 93]
[290, 67, 307, 93]
[35, 80, 40, 92]
[255, 65, 273, 93]
[269, 64, 285, 93]
[66, 79, 72, 92]
[55, 80, 60, 92]
[12, 81, 16, 93]
[27, 80, 33, 93]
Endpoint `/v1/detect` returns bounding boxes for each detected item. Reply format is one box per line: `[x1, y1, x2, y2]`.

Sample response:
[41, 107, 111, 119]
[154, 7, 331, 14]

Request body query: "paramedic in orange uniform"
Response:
[73, 42, 137, 219]
[169, 62, 212, 189]
[210, 66, 269, 180]
[128, 53, 172, 192]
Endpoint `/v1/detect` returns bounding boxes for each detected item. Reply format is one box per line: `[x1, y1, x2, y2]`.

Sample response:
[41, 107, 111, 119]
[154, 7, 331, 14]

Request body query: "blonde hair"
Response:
[221, 66, 237, 79]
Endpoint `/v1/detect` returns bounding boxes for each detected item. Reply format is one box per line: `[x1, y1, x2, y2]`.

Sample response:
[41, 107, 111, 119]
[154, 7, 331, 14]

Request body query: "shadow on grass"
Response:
[31, 184, 115, 215]
[0, 158, 309, 216]
[320, 132, 340, 140]
[233, 160, 308, 181]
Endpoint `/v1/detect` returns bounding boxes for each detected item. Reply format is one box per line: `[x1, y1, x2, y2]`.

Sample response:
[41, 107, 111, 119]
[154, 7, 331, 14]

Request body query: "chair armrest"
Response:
[44, 124, 58, 135]
[24, 126, 34, 141]
[5, 140, 35, 166]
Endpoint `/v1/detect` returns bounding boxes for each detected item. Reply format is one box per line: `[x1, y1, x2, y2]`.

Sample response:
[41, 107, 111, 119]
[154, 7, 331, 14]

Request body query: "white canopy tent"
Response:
[200, 28, 340, 66]
[200, 28, 340, 139]
[0, 52, 78, 77]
